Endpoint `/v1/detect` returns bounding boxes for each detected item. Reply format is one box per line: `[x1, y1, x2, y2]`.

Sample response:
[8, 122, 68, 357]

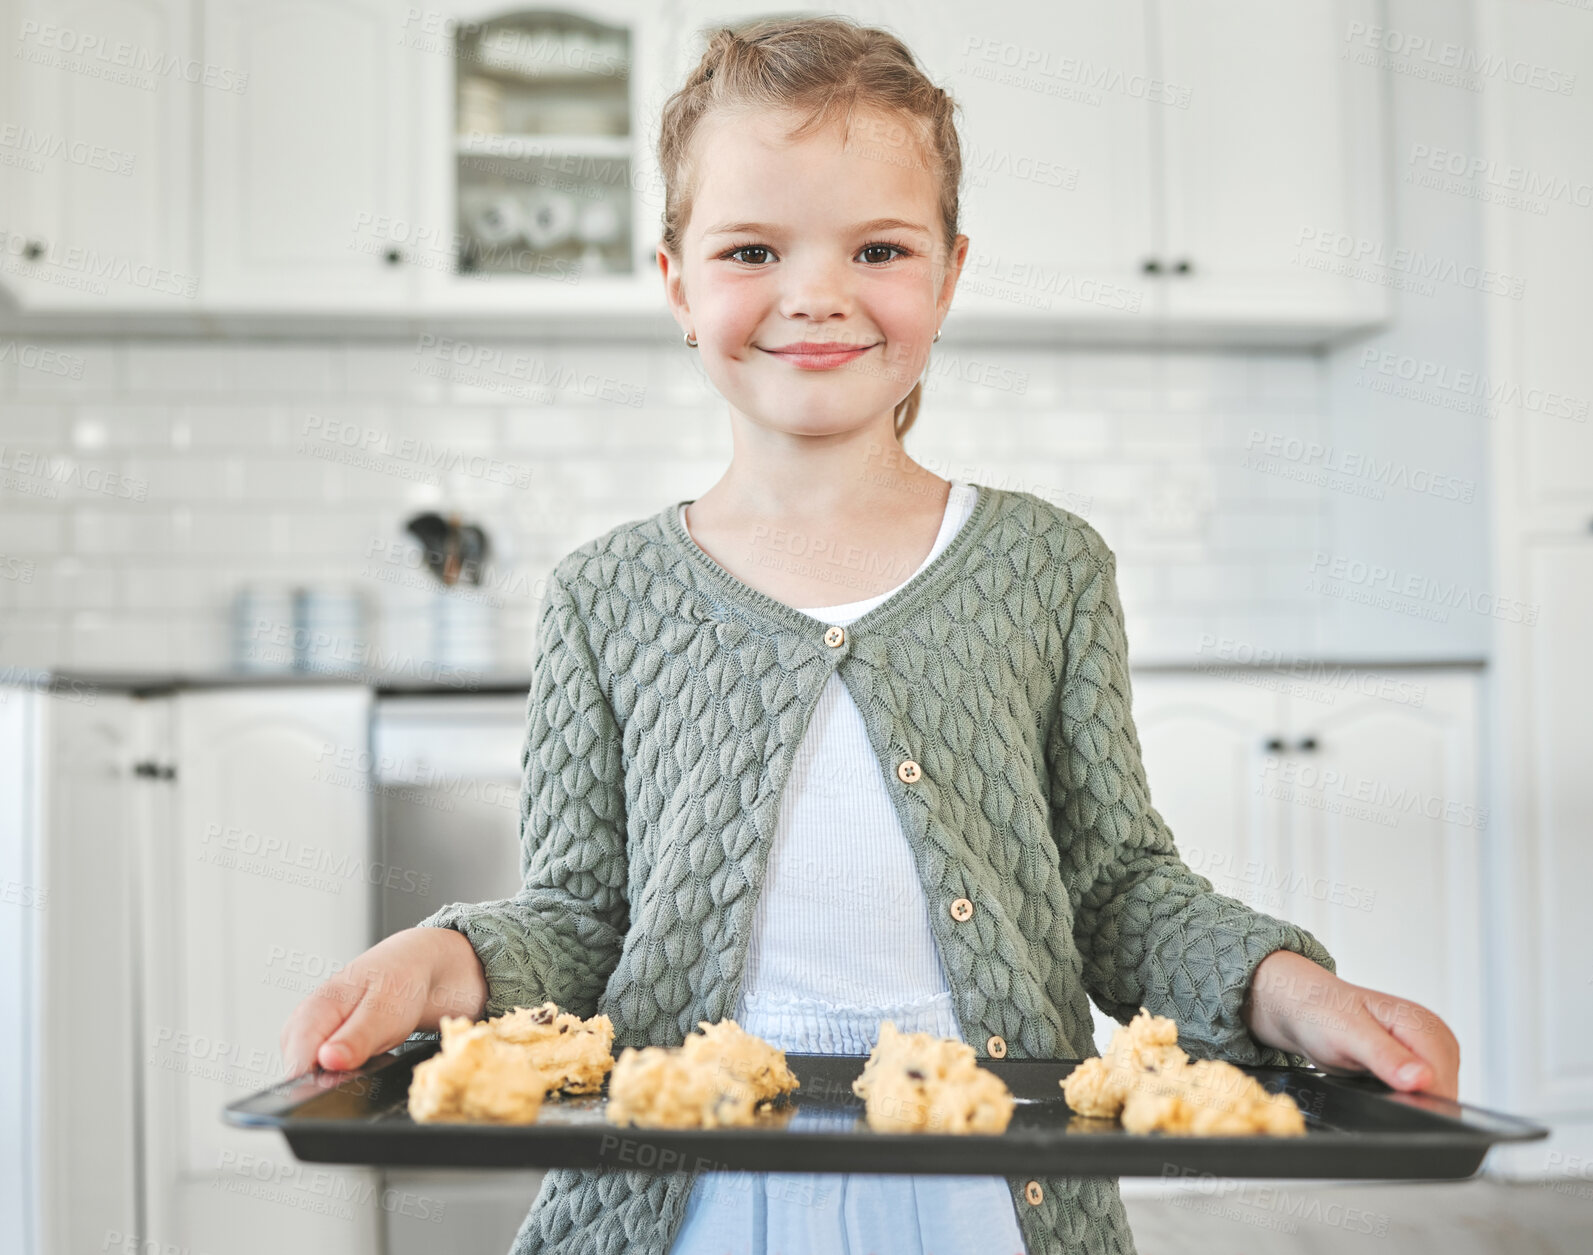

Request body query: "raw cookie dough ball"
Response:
[852, 1020, 1015, 1134]
[1120, 1059, 1306, 1136]
[1061, 1008, 1306, 1136]
[605, 1018, 800, 1129]
[1062, 1006, 1189, 1118]
[491, 1001, 615, 1094]
[408, 1016, 552, 1124]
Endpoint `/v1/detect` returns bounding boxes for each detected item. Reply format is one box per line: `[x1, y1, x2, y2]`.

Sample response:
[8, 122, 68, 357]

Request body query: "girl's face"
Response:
[659, 105, 968, 438]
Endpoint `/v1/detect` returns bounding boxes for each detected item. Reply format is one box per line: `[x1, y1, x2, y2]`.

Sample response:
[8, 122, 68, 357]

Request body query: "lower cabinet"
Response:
[137, 686, 381, 1255]
[1099, 665, 1486, 1105]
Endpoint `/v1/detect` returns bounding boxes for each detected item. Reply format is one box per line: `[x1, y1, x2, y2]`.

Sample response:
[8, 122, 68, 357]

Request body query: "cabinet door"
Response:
[0, 689, 142, 1255]
[2, 0, 196, 309]
[1099, 670, 1286, 1048]
[1514, 540, 1593, 1113]
[1280, 671, 1485, 1100]
[142, 688, 378, 1255]
[411, 0, 663, 311]
[201, 0, 416, 306]
[921, 0, 1159, 327]
[1153, 0, 1389, 328]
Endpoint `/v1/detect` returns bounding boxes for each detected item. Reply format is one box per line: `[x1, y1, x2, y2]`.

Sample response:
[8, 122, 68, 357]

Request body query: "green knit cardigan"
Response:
[415, 482, 1335, 1255]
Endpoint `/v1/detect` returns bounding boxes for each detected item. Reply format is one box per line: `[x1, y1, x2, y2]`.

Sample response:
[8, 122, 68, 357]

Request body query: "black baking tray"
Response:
[225, 1039, 1547, 1179]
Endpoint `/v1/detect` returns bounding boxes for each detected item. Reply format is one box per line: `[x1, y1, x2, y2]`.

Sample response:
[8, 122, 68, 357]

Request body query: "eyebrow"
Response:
[702, 217, 932, 239]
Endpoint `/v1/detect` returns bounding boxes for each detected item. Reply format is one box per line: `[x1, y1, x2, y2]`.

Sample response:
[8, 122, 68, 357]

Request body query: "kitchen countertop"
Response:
[1, 658, 1487, 698]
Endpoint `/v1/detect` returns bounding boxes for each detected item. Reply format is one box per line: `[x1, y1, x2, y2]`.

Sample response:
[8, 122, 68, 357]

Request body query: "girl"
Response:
[282, 16, 1460, 1255]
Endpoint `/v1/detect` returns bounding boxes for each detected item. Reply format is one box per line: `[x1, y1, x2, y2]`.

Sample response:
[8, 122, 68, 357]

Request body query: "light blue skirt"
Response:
[666, 992, 1029, 1255]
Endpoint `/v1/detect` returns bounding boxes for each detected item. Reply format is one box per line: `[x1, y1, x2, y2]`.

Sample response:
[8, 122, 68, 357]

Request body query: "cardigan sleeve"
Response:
[412, 571, 629, 1021]
[1048, 543, 1335, 1067]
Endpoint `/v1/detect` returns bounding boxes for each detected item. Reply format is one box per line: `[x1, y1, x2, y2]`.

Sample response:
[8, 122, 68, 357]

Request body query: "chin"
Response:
[750, 404, 889, 437]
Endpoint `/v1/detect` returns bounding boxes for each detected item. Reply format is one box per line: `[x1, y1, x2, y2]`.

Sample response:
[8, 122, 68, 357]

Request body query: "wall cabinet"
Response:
[912, 0, 1390, 339]
[199, 0, 418, 307]
[0, 0, 1389, 342]
[1, 0, 197, 309]
[1095, 666, 1486, 1103]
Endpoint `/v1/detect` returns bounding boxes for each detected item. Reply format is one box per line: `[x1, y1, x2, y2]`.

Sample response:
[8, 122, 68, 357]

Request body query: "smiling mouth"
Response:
[762, 343, 879, 369]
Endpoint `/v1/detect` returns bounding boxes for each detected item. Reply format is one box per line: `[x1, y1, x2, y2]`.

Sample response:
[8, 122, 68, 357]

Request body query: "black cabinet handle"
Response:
[132, 760, 176, 780]
[1172, 258, 1192, 275]
[384, 247, 403, 266]
[23, 239, 45, 261]
[1296, 736, 1318, 752]
[1141, 257, 1162, 275]
[1264, 737, 1286, 752]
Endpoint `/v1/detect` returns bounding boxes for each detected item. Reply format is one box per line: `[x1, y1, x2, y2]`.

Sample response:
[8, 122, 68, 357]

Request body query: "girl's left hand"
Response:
[1241, 949, 1462, 1100]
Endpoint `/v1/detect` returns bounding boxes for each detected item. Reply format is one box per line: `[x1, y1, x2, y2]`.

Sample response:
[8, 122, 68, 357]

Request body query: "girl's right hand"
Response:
[279, 926, 489, 1077]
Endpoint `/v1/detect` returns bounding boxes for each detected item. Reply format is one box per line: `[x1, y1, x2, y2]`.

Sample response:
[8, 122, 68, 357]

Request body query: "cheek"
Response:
[698, 272, 764, 336]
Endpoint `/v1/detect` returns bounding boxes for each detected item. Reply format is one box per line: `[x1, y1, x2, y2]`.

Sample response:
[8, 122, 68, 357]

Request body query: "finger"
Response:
[281, 978, 362, 1077]
[1364, 993, 1460, 1099]
[318, 977, 408, 1071]
[1341, 999, 1432, 1092]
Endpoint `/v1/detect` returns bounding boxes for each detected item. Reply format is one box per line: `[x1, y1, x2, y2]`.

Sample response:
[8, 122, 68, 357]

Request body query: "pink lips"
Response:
[763, 342, 877, 370]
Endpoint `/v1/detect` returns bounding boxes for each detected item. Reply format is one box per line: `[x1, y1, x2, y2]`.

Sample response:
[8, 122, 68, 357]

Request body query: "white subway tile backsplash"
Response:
[174, 404, 301, 449]
[1249, 353, 1324, 406]
[341, 342, 450, 399]
[1206, 510, 1323, 553]
[123, 343, 233, 394]
[71, 405, 173, 449]
[14, 342, 120, 394]
[1161, 351, 1251, 404]
[71, 509, 175, 555]
[0, 336, 1341, 670]
[0, 511, 68, 553]
[67, 610, 228, 670]
[230, 345, 339, 395]
[0, 402, 69, 445]
[1017, 412, 1112, 459]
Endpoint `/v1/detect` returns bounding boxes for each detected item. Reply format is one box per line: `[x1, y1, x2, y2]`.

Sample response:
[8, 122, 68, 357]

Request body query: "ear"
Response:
[936, 232, 970, 321]
[657, 243, 692, 337]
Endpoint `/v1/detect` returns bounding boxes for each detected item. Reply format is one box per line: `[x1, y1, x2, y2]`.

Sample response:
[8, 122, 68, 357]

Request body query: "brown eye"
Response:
[860, 243, 907, 264]
[727, 245, 771, 265]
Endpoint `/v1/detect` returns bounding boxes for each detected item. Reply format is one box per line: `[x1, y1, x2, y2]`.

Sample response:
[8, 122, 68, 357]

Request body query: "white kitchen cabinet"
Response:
[1119, 666, 1485, 1102]
[0, 684, 142, 1255]
[0, 0, 1390, 341]
[906, 0, 1159, 329]
[1155, 0, 1390, 329]
[662, 0, 1388, 342]
[410, 0, 674, 311]
[138, 686, 379, 1255]
[200, 0, 419, 306]
[0, 0, 197, 309]
[1280, 672, 1484, 1104]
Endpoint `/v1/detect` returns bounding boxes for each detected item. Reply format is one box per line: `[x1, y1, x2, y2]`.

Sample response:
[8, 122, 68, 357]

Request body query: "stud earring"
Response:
[932, 327, 941, 342]
[684, 330, 698, 348]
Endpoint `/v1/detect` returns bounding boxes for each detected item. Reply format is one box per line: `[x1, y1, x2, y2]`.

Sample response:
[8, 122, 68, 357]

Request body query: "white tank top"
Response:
[678, 480, 980, 1051]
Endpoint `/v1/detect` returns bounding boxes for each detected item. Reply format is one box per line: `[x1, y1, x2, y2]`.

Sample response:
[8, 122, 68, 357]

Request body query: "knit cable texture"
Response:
[414, 483, 1335, 1255]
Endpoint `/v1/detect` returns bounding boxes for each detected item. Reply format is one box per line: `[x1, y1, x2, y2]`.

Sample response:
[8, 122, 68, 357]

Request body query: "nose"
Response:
[776, 249, 854, 324]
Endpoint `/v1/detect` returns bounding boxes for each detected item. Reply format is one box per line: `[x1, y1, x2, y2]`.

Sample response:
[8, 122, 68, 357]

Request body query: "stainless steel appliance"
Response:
[370, 692, 542, 1255]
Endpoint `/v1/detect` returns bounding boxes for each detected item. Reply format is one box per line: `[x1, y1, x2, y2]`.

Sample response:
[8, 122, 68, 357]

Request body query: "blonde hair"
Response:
[656, 15, 963, 442]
